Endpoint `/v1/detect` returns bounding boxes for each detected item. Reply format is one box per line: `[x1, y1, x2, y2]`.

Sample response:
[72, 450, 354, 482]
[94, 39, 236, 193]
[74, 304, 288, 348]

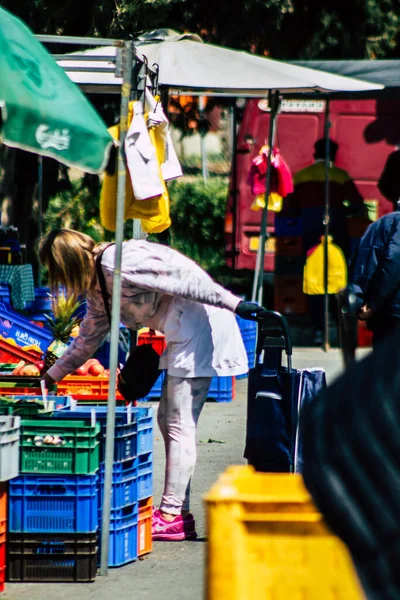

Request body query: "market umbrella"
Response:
[57, 29, 383, 97]
[0, 7, 113, 173]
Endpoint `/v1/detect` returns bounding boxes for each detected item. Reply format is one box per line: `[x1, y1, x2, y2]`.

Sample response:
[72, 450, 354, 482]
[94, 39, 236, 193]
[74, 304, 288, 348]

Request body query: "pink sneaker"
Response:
[152, 509, 197, 541]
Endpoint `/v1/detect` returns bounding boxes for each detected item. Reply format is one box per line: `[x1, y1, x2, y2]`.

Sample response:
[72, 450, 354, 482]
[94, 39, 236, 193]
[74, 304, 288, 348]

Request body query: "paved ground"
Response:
[3, 347, 370, 600]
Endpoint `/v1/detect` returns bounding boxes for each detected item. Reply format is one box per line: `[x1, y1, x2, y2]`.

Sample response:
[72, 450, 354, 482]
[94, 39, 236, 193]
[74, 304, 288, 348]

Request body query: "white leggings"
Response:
[157, 375, 212, 515]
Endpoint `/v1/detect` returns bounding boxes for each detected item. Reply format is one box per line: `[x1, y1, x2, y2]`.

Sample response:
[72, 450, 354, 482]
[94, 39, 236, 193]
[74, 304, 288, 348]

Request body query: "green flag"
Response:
[0, 7, 114, 173]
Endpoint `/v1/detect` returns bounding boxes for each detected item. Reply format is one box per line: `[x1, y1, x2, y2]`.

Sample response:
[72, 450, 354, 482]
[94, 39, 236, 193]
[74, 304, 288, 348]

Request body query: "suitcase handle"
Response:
[256, 310, 293, 359]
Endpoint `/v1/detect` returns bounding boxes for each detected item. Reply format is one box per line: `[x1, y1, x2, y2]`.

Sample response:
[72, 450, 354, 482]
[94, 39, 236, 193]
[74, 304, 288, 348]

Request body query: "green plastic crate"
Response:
[20, 419, 100, 475]
[0, 364, 18, 372]
[0, 395, 71, 417]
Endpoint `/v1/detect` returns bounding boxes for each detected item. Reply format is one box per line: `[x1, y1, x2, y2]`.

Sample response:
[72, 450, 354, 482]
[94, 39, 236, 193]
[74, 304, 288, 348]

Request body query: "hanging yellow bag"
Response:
[250, 192, 283, 212]
[303, 236, 347, 295]
[100, 101, 171, 234]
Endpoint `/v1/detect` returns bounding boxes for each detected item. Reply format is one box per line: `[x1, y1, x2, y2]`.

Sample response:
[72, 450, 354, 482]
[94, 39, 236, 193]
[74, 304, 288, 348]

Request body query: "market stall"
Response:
[56, 30, 383, 350]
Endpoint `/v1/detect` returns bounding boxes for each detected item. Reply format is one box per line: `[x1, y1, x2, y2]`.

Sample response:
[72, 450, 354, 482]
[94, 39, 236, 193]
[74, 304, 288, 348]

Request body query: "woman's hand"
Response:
[41, 372, 55, 388]
[235, 301, 268, 320]
[358, 305, 375, 321]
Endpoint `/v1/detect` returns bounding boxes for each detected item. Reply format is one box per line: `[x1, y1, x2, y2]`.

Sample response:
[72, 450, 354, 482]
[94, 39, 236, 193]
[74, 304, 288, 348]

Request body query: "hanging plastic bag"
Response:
[125, 101, 165, 201]
[247, 145, 293, 200]
[125, 123, 171, 234]
[250, 192, 283, 213]
[303, 236, 347, 295]
[145, 88, 183, 182]
[273, 148, 294, 197]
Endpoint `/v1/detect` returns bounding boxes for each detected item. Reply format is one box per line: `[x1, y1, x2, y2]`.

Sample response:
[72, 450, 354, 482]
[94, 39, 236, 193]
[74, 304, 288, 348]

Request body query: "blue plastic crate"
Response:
[0, 395, 73, 417]
[0, 303, 53, 353]
[93, 341, 127, 369]
[207, 376, 233, 402]
[93, 325, 129, 368]
[274, 216, 304, 238]
[9, 474, 98, 533]
[10, 395, 73, 408]
[99, 460, 138, 510]
[100, 503, 138, 567]
[0, 287, 10, 305]
[54, 405, 138, 462]
[135, 407, 153, 455]
[25, 288, 87, 318]
[235, 315, 257, 379]
[137, 452, 153, 501]
[31, 287, 52, 313]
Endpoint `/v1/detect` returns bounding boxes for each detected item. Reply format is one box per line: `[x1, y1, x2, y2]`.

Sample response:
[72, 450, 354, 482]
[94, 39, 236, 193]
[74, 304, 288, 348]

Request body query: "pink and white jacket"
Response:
[47, 240, 246, 382]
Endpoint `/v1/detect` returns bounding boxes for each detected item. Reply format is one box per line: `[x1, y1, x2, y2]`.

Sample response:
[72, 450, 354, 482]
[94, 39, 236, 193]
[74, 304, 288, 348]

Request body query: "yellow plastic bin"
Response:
[204, 466, 363, 600]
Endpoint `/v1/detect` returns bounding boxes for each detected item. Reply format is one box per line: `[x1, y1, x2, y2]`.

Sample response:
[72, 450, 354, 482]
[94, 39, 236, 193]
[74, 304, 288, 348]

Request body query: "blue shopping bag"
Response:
[244, 310, 326, 472]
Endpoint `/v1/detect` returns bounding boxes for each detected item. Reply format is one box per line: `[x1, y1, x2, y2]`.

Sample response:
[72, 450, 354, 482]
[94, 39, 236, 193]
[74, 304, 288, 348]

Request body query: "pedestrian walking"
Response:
[349, 211, 400, 346]
[39, 229, 260, 541]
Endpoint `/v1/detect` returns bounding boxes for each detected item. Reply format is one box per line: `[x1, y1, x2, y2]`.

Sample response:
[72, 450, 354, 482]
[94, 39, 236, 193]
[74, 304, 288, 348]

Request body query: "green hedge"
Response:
[164, 177, 228, 270]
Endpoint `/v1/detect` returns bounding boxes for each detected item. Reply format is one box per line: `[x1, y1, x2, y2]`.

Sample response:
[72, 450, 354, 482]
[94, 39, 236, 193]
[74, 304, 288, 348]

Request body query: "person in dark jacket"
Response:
[378, 148, 400, 210]
[350, 211, 400, 346]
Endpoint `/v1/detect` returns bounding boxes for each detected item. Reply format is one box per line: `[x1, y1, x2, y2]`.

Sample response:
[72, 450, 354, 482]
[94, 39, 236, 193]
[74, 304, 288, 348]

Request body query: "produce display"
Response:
[73, 358, 106, 377]
[11, 361, 43, 376]
[0, 334, 42, 355]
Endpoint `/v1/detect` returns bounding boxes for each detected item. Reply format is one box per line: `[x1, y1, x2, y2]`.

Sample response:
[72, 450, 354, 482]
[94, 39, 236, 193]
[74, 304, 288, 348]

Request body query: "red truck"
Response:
[225, 97, 399, 274]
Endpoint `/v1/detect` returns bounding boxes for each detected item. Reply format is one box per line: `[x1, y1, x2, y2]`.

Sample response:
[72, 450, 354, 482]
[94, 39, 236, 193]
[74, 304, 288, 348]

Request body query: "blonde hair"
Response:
[39, 229, 97, 297]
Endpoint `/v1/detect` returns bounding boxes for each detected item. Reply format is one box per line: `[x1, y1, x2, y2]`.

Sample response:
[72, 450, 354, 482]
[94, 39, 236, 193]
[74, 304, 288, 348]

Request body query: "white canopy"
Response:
[57, 29, 383, 96]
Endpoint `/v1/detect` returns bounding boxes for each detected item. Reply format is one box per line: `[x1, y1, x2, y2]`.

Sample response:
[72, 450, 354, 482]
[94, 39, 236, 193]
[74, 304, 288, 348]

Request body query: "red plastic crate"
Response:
[57, 375, 124, 400]
[358, 320, 373, 348]
[138, 497, 152, 557]
[0, 339, 42, 365]
[0, 483, 6, 537]
[72, 394, 129, 404]
[138, 331, 166, 356]
[0, 387, 42, 396]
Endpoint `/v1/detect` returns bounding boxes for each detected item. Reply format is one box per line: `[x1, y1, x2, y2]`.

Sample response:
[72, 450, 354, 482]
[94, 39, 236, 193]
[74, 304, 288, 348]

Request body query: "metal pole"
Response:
[100, 39, 133, 576]
[323, 100, 331, 352]
[230, 102, 238, 271]
[251, 91, 280, 304]
[131, 55, 146, 241]
[37, 156, 43, 287]
[199, 96, 208, 181]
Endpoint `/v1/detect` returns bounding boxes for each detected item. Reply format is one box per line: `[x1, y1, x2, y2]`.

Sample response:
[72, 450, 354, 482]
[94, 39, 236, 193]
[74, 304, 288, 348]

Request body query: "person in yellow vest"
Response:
[303, 236, 347, 344]
[284, 139, 365, 344]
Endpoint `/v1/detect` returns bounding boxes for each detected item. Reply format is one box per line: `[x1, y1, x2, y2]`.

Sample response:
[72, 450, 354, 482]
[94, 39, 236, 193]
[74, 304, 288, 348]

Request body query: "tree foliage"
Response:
[1, 0, 399, 59]
[165, 178, 228, 270]
[42, 175, 108, 243]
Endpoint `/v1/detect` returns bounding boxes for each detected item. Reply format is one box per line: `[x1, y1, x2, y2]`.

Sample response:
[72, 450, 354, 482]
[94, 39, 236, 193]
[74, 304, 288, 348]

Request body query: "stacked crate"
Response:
[98, 406, 140, 566]
[7, 405, 100, 583]
[273, 216, 307, 316]
[235, 315, 257, 379]
[0, 302, 53, 355]
[0, 415, 21, 592]
[54, 405, 154, 565]
[135, 407, 153, 558]
[137, 331, 235, 403]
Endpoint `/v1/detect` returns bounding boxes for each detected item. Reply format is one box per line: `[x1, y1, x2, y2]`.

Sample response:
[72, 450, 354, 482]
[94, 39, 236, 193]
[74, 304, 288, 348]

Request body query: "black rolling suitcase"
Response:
[244, 310, 326, 473]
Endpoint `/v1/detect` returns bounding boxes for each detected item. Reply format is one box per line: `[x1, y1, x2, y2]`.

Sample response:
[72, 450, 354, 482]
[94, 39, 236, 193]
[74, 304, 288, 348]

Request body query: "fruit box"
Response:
[0, 338, 42, 364]
[57, 375, 124, 400]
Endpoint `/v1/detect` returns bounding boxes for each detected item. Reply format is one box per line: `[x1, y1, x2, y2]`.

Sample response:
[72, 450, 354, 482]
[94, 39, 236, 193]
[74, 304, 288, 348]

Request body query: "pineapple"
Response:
[43, 292, 82, 372]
